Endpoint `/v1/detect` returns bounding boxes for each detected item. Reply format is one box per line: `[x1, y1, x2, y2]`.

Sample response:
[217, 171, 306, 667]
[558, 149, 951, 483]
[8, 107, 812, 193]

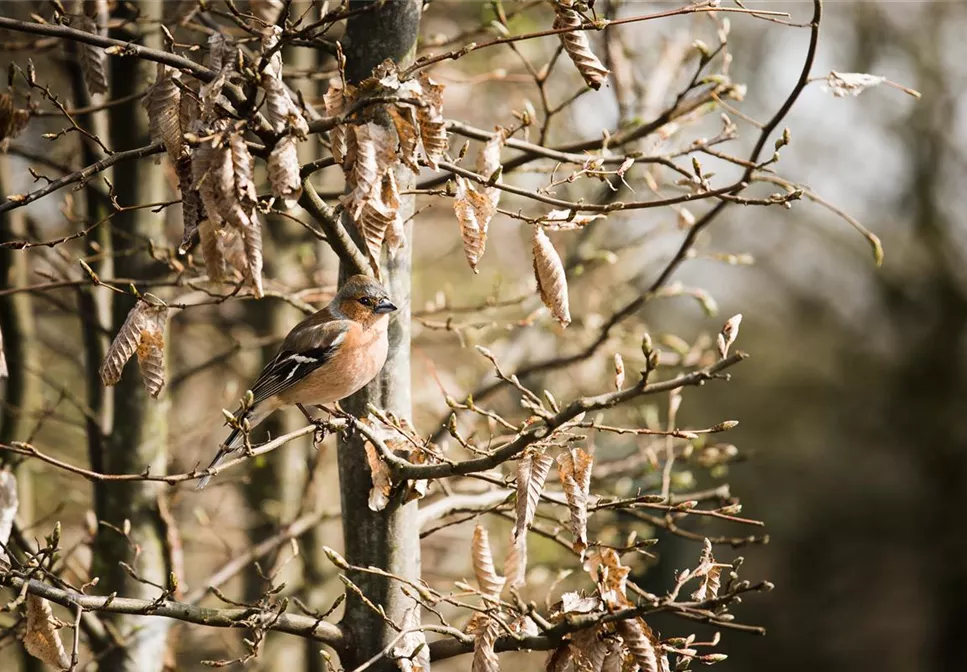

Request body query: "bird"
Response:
[196, 274, 397, 489]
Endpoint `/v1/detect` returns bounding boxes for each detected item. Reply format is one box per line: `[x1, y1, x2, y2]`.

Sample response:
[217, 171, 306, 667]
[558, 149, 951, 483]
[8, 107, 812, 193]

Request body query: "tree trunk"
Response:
[336, 2, 423, 669]
[89, 3, 172, 670]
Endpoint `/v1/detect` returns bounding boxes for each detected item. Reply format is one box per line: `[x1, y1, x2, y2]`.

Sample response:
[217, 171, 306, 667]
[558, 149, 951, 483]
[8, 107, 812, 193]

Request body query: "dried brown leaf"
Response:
[553, 0, 610, 90]
[505, 530, 527, 588]
[471, 523, 506, 598]
[268, 134, 303, 209]
[364, 441, 393, 512]
[472, 618, 500, 672]
[261, 26, 309, 138]
[557, 447, 592, 553]
[616, 618, 664, 672]
[144, 65, 188, 162]
[324, 80, 353, 167]
[176, 156, 204, 254]
[533, 228, 571, 327]
[416, 72, 447, 169]
[358, 170, 402, 271]
[344, 122, 396, 218]
[688, 538, 726, 602]
[73, 15, 108, 95]
[0, 471, 17, 564]
[0, 93, 30, 148]
[199, 34, 235, 119]
[389, 103, 421, 172]
[476, 130, 505, 212]
[23, 595, 70, 670]
[393, 606, 429, 672]
[454, 177, 496, 273]
[570, 626, 615, 672]
[545, 643, 573, 672]
[514, 448, 554, 542]
[541, 209, 606, 231]
[584, 548, 631, 610]
[100, 298, 168, 398]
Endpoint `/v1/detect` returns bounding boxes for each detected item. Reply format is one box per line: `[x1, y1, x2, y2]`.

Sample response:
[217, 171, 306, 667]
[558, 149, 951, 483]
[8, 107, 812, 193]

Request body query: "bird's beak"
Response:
[374, 298, 397, 315]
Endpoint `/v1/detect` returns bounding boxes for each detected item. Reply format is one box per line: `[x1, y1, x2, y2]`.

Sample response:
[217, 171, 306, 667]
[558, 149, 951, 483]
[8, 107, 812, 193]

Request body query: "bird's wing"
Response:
[246, 315, 352, 406]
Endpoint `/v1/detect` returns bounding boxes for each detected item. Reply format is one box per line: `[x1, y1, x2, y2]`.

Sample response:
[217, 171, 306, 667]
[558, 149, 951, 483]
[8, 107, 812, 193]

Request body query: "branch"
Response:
[0, 17, 214, 82]
[0, 141, 164, 215]
[299, 178, 371, 277]
[1, 575, 345, 649]
[399, 352, 746, 480]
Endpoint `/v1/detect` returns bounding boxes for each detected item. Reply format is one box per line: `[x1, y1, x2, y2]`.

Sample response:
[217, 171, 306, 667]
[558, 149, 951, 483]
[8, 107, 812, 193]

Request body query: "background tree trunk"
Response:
[88, 3, 172, 670]
[336, 2, 423, 669]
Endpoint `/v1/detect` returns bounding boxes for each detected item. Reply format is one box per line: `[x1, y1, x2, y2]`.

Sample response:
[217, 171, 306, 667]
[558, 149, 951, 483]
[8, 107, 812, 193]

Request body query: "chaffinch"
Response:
[196, 274, 397, 489]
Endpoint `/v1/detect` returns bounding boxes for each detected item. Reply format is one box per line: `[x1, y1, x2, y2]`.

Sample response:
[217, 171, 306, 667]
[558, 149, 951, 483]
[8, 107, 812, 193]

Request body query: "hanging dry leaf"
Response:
[324, 80, 352, 167]
[268, 134, 303, 209]
[208, 131, 263, 297]
[471, 523, 506, 598]
[557, 447, 592, 553]
[261, 26, 310, 138]
[584, 547, 631, 609]
[199, 33, 235, 120]
[0, 470, 17, 564]
[0, 93, 30, 149]
[717, 313, 742, 358]
[344, 122, 396, 218]
[514, 448, 553, 542]
[176, 156, 204, 254]
[364, 441, 393, 512]
[388, 103, 421, 172]
[453, 177, 496, 273]
[545, 642, 573, 672]
[22, 595, 70, 670]
[533, 227, 571, 327]
[553, 0, 610, 90]
[392, 605, 429, 672]
[358, 170, 402, 271]
[144, 65, 188, 162]
[505, 530, 527, 588]
[616, 618, 664, 672]
[690, 538, 724, 602]
[0, 324, 7, 380]
[471, 618, 500, 672]
[569, 626, 615, 672]
[100, 297, 168, 397]
[416, 72, 447, 169]
[476, 131, 504, 208]
[72, 15, 108, 95]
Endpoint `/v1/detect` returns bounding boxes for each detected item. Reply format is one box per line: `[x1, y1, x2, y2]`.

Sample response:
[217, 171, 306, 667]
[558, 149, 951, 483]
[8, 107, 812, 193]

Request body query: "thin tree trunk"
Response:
[88, 3, 172, 670]
[0, 153, 44, 672]
[336, 2, 423, 669]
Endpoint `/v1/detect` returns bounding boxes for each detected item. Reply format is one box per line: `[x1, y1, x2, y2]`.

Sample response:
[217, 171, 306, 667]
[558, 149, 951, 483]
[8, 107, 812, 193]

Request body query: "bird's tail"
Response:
[196, 404, 271, 490]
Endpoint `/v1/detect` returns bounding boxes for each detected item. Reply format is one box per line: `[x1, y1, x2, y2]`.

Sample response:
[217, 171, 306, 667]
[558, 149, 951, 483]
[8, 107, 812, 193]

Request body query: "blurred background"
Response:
[2, 1, 965, 671]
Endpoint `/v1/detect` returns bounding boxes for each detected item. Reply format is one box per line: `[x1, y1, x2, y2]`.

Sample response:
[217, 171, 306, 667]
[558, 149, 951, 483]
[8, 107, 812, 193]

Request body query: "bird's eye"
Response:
[359, 296, 373, 307]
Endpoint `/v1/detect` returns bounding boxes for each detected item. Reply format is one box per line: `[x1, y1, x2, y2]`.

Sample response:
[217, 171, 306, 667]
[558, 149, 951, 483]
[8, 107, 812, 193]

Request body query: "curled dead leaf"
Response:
[268, 134, 303, 209]
[0, 93, 30, 149]
[100, 297, 168, 397]
[364, 441, 393, 512]
[416, 72, 447, 168]
[23, 595, 70, 670]
[471, 523, 506, 599]
[453, 177, 496, 273]
[557, 447, 593, 554]
[72, 15, 108, 95]
[616, 618, 666, 672]
[553, 0, 610, 90]
[532, 227, 571, 327]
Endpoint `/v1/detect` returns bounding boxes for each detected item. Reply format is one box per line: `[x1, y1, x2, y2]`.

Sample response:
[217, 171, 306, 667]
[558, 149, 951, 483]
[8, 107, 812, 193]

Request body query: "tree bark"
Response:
[88, 3, 172, 670]
[336, 2, 423, 669]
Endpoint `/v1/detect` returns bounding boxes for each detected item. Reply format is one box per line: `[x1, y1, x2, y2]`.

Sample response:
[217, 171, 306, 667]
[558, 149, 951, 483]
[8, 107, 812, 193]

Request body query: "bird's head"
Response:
[334, 274, 397, 325]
